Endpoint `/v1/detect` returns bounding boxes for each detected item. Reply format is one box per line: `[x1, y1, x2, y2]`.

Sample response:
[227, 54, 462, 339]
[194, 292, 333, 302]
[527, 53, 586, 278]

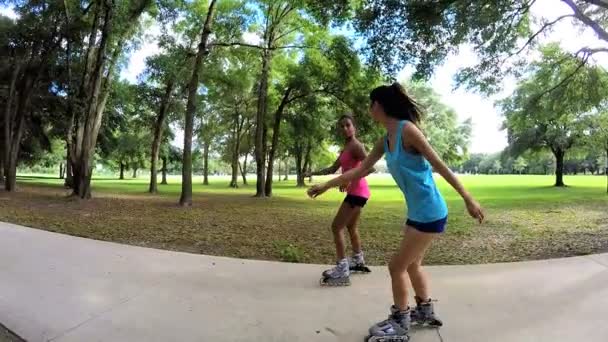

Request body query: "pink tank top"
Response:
[339, 149, 371, 199]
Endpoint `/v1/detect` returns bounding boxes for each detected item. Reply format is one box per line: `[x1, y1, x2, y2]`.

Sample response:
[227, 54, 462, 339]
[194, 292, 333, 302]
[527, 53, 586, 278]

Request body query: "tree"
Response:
[588, 111, 608, 192]
[67, 0, 154, 199]
[2, 2, 63, 191]
[355, 0, 608, 95]
[178, 0, 219, 206]
[500, 44, 608, 186]
[212, 0, 352, 197]
[513, 156, 528, 174]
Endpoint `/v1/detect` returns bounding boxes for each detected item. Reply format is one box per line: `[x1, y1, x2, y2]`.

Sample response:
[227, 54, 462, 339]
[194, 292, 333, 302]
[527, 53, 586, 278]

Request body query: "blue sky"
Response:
[2, 0, 607, 154]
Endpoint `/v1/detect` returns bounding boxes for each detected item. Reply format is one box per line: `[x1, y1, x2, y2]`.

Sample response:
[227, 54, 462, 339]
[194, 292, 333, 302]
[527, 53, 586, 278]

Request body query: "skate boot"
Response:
[364, 305, 411, 342]
[349, 251, 371, 274]
[410, 296, 443, 327]
[320, 258, 350, 286]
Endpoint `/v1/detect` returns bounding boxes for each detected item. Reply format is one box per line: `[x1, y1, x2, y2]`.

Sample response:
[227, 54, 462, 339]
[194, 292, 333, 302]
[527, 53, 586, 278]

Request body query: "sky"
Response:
[2, 1, 607, 154]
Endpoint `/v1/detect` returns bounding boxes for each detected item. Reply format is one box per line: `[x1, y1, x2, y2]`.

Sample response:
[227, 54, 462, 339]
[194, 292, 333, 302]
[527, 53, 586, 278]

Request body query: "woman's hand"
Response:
[465, 198, 485, 224]
[339, 181, 350, 192]
[307, 183, 330, 198]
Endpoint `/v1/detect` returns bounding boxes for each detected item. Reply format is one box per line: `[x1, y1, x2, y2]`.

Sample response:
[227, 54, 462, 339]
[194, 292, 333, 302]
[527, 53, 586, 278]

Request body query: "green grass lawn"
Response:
[1, 173, 607, 265]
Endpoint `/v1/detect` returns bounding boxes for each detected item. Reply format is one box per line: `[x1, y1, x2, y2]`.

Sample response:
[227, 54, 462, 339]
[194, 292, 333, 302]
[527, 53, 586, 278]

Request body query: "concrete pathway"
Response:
[1, 222, 607, 342]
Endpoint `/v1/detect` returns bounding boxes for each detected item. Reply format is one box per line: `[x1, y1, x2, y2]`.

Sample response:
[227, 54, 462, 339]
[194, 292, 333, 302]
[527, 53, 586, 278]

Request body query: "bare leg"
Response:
[389, 227, 437, 310]
[331, 202, 357, 260]
[346, 206, 362, 254]
[408, 254, 431, 301]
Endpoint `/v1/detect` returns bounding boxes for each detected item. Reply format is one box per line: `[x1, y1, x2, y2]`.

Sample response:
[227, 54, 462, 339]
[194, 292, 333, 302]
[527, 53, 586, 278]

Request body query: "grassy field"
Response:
[1, 174, 607, 265]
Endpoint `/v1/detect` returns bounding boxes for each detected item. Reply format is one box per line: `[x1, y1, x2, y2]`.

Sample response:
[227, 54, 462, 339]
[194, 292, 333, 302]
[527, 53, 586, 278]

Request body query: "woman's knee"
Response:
[407, 261, 422, 274]
[388, 258, 408, 276]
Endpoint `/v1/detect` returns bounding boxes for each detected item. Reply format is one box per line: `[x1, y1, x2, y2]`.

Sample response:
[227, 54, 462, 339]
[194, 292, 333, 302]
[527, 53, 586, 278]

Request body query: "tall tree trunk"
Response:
[203, 141, 209, 186]
[161, 156, 168, 185]
[59, 163, 64, 179]
[72, 0, 149, 199]
[0, 156, 4, 184]
[553, 148, 565, 187]
[132, 167, 138, 179]
[149, 79, 174, 194]
[278, 159, 281, 182]
[605, 149, 608, 194]
[65, 148, 73, 187]
[255, 49, 272, 197]
[241, 152, 248, 185]
[180, 0, 217, 206]
[5, 71, 33, 192]
[295, 145, 305, 187]
[265, 88, 292, 197]
[230, 114, 246, 188]
[5, 108, 26, 192]
[3, 63, 20, 189]
[302, 142, 311, 187]
[284, 159, 289, 181]
[119, 162, 125, 180]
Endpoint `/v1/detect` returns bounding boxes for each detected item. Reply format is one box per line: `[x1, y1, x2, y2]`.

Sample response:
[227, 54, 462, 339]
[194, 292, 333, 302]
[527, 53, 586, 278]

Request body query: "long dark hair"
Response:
[369, 82, 424, 124]
[338, 113, 355, 125]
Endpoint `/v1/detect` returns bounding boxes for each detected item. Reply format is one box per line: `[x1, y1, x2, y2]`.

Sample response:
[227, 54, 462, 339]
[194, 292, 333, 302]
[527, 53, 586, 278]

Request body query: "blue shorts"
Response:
[406, 217, 447, 233]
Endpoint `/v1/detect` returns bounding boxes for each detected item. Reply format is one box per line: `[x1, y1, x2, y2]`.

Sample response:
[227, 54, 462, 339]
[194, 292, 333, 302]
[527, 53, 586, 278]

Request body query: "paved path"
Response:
[1, 222, 607, 342]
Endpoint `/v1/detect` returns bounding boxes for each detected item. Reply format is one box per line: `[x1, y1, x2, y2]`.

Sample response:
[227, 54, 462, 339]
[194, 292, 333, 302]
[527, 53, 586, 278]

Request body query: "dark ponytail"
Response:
[369, 82, 423, 124]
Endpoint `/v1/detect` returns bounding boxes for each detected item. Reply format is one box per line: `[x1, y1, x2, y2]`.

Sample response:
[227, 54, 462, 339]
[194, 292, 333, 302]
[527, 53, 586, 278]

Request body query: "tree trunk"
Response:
[278, 160, 281, 182]
[71, 1, 116, 199]
[132, 167, 138, 179]
[230, 115, 242, 188]
[302, 143, 311, 187]
[553, 148, 565, 187]
[119, 162, 125, 180]
[72, 0, 148, 199]
[255, 49, 272, 197]
[295, 145, 305, 187]
[59, 163, 64, 179]
[605, 149, 608, 194]
[180, 0, 217, 206]
[284, 159, 289, 181]
[0, 156, 4, 184]
[265, 88, 292, 197]
[4, 72, 33, 192]
[203, 142, 209, 186]
[161, 157, 168, 185]
[3, 62, 21, 190]
[149, 79, 174, 194]
[64, 149, 73, 187]
[241, 152, 248, 185]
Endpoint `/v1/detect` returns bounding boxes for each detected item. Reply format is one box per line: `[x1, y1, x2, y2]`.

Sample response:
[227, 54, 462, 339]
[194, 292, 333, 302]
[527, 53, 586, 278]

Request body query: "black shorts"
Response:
[344, 194, 368, 208]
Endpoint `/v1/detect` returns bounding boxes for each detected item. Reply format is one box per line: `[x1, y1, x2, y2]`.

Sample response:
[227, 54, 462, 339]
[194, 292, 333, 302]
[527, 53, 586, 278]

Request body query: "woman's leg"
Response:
[389, 227, 437, 310]
[346, 206, 362, 254]
[408, 253, 431, 302]
[331, 202, 357, 260]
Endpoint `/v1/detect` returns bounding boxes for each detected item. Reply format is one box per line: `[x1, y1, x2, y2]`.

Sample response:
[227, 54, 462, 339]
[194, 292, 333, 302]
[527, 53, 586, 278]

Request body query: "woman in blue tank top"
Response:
[308, 83, 484, 341]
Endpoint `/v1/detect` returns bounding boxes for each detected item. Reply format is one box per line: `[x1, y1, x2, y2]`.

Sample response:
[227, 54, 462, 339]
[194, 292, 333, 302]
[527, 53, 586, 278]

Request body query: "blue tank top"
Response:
[384, 120, 448, 223]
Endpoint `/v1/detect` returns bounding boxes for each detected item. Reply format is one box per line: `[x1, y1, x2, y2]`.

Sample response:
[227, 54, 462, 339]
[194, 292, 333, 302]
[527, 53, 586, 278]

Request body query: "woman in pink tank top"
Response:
[306, 114, 374, 286]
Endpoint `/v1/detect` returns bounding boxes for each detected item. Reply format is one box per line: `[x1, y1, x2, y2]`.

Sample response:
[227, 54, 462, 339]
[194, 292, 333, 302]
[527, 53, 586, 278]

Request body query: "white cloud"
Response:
[0, 5, 18, 19]
[242, 32, 262, 45]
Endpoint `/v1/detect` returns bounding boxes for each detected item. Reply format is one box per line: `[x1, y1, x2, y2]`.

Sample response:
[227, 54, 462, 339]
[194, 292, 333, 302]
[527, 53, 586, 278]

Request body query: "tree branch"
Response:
[562, 0, 608, 42]
[510, 14, 575, 58]
[532, 50, 590, 102]
[211, 42, 317, 51]
[582, 0, 608, 10]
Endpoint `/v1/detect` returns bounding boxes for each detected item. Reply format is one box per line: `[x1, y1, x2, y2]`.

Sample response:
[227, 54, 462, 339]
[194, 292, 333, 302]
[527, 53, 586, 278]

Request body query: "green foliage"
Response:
[273, 240, 306, 263]
[500, 45, 608, 157]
